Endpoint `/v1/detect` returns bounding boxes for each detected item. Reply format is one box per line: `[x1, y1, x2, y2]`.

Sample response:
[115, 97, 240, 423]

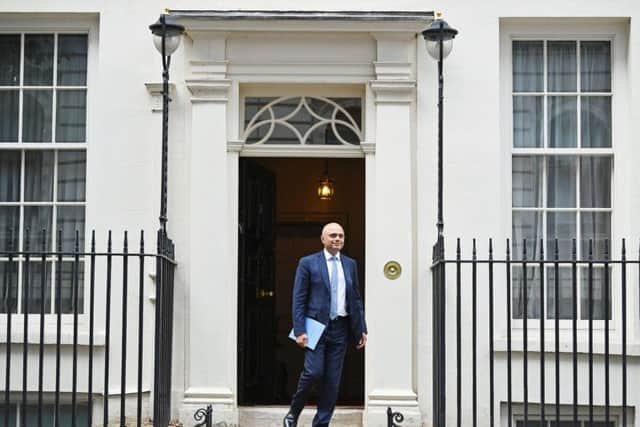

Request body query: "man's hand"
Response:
[356, 333, 367, 350]
[296, 333, 308, 348]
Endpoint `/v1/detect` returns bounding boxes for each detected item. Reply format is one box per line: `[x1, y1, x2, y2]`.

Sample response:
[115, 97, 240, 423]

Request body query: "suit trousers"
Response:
[290, 316, 349, 427]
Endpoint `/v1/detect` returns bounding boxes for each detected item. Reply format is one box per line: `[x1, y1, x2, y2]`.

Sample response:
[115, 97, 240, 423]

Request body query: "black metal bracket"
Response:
[194, 404, 213, 427]
[387, 406, 404, 426]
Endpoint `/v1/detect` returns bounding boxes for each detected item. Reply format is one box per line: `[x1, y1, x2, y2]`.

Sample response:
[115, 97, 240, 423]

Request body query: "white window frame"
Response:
[0, 14, 97, 337]
[499, 19, 631, 344]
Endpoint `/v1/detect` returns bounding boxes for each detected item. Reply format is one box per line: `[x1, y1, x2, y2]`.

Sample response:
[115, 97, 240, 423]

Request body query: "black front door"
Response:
[237, 159, 276, 405]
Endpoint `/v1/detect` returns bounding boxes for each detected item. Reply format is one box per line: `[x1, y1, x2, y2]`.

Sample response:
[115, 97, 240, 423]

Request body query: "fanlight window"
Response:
[242, 96, 362, 145]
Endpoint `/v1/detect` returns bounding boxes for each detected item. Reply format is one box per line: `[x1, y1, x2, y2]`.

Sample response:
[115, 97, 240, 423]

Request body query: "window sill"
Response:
[494, 337, 640, 356]
[0, 330, 105, 346]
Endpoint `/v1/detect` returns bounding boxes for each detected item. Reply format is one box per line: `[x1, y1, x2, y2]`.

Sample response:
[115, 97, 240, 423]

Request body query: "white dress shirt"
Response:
[324, 249, 347, 317]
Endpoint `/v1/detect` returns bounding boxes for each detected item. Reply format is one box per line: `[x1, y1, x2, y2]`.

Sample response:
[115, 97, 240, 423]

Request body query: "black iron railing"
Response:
[0, 228, 176, 427]
[432, 238, 634, 427]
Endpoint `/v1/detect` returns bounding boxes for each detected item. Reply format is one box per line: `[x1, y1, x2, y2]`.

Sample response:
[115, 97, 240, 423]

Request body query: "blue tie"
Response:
[330, 256, 338, 320]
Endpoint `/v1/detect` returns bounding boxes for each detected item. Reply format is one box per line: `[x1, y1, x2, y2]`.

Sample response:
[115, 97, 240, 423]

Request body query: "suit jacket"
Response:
[292, 250, 367, 345]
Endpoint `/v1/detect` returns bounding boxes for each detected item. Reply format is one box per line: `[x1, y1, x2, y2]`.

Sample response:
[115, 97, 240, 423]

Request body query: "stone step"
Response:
[238, 406, 363, 427]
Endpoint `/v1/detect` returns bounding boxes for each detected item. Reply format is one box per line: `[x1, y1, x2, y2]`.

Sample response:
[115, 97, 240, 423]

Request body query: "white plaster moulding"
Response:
[228, 62, 374, 81]
[183, 387, 234, 404]
[227, 140, 375, 158]
[373, 61, 413, 80]
[189, 60, 229, 80]
[145, 82, 176, 112]
[186, 79, 232, 103]
[367, 389, 419, 406]
[369, 80, 416, 104]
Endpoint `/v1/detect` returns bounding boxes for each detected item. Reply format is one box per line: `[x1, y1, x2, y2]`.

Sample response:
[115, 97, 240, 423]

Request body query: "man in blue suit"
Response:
[284, 222, 367, 427]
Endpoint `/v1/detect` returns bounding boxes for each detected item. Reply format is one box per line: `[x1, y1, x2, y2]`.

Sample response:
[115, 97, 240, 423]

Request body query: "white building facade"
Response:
[0, 1, 639, 426]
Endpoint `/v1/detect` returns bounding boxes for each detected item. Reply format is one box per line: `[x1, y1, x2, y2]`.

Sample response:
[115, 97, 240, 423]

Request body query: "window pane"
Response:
[513, 96, 543, 148]
[547, 212, 577, 261]
[512, 211, 543, 260]
[24, 206, 52, 251]
[24, 34, 54, 86]
[548, 96, 577, 147]
[0, 35, 21, 85]
[0, 89, 19, 142]
[0, 404, 17, 425]
[57, 34, 88, 86]
[581, 267, 611, 320]
[25, 150, 54, 201]
[0, 207, 19, 251]
[57, 150, 86, 201]
[59, 404, 89, 426]
[513, 266, 541, 319]
[57, 206, 85, 252]
[580, 156, 611, 208]
[581, 41, 611, 92]
[57, 261, 84, 314]
[21, 261, 52, 314]
[548, 41, 577, 92]
[0, 150, 20, 201]
[581, 96, 611, 148]
[581, 212, 611, 259]
[547, 267, 574, 319]
[22, 89, 53, 142]
[513, 41, 543, 92]
[512, 156, 543, 207]
[0, 261, 18, 313]
[24, 404, 54, 427]
[56, 89, 86, 142]
[547, 156, 577, 207]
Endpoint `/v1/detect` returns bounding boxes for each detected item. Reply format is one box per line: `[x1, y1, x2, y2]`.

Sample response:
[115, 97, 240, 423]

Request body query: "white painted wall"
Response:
[0, 1, 638, 426]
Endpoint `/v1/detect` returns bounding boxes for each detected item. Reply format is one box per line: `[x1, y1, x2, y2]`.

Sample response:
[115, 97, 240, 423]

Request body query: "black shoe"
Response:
[283, 412, 298, 427]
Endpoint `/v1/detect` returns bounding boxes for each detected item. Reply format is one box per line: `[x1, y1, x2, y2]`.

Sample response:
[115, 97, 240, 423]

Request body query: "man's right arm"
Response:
[292, 258, 310, 338]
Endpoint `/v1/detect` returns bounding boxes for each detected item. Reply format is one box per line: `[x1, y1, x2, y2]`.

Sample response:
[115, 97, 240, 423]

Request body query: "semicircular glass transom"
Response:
[242, 96, 363, 145]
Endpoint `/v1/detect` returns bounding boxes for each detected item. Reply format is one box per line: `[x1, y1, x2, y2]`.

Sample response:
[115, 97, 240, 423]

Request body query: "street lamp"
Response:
[421, 12, 458, 254]
[148, 14, 184, 427]
[422, 13, 457, 427]
[149, 14, 185, 233]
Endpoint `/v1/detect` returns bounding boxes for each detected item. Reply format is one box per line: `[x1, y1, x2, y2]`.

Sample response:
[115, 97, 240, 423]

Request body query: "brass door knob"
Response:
[383, 261, 402, 280]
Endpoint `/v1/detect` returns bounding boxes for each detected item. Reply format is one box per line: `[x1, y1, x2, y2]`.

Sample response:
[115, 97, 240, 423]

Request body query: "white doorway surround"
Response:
[174, 10, 433, 426]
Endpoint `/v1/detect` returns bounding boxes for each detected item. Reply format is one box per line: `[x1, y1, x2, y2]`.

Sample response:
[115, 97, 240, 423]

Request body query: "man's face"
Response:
[321, 224, 345, 254]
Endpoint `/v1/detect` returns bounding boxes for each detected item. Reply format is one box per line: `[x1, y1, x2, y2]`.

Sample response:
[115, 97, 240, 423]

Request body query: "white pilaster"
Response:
[180, 31, 237, 425]
[365, 32, 421, 426]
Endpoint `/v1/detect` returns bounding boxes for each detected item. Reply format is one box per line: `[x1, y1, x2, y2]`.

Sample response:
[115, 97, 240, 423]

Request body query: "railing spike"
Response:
[91, 230, 96, 252]
[472, 238, 477, 260]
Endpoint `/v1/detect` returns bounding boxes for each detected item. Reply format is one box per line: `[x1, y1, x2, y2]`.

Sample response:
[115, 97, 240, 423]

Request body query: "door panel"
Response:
[238, 159, 276, 404]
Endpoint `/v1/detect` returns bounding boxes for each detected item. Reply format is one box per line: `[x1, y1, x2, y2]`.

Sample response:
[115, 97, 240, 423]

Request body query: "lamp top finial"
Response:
[435, 11, 443, 19]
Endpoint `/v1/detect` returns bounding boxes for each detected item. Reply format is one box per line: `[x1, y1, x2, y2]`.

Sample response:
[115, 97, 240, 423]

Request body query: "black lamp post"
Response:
[149, 14, 185, 233]
[422, 13, 457, 427]
[148, 14, 184, 427]
[421, 13, 458, 258]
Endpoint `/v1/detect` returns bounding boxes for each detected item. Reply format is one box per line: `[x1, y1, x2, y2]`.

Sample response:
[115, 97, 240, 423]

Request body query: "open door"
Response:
[237, 159, 276, 405]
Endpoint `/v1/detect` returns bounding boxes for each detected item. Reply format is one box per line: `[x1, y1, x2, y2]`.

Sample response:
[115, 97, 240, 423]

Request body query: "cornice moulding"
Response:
[186, 79, 232, 103]
[369, 80, 416, 104]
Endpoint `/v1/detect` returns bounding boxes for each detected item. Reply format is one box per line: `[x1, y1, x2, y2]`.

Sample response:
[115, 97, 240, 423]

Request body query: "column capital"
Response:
[369, 80, 416, 104]
[186, 79, 232, 103]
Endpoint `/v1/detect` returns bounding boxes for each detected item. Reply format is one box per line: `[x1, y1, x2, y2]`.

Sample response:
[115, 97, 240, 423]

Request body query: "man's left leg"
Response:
[312, 317, 349, 427]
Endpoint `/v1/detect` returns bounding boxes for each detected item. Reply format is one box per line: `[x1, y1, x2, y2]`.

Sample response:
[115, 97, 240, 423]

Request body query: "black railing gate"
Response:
[0, 229, 176, 426]
[432, 237, 633, 427]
